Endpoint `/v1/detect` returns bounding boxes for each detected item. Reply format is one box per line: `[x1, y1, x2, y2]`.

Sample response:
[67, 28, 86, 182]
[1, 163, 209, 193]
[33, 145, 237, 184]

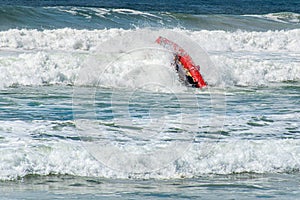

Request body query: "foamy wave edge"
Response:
[0, 28, 299, 88]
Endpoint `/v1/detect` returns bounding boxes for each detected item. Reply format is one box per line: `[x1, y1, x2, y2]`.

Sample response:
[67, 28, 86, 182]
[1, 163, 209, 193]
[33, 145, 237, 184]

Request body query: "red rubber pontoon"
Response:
[156, 36, 207, 88]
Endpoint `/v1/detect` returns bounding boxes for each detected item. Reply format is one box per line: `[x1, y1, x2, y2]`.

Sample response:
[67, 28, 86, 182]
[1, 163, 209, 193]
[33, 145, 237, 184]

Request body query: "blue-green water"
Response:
[1, 174, 300, 199]
[1, 84, 299, 199]
[0, 0, 299, 199]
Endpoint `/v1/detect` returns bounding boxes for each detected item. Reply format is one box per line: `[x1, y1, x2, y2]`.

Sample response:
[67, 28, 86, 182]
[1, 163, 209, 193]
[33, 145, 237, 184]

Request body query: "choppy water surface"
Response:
[0, 0, 299, 199]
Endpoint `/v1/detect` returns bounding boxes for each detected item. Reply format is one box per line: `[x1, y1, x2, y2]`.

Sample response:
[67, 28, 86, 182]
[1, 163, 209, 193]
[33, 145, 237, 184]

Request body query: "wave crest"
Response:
[0, 28, 299, 89]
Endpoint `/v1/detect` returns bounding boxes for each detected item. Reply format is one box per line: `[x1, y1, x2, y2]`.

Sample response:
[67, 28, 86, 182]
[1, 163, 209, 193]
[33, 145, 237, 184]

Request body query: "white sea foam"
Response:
[211, 54, 300, 86]
[247, 12, 300, 24]
[189, 29, 300, 52]
[0, 28, 128, 51]
[55, 7, 160, 20]
[0, 28, 299, 89]
[1, 28, 299, 52]
[0, 120, 299, 180]
[112, 8, 161, 18]
[0, 51, 81, 88]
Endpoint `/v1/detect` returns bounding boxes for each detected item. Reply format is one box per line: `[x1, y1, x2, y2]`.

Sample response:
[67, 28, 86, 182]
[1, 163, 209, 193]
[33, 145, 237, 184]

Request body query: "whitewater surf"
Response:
[0, 1, 299, 199]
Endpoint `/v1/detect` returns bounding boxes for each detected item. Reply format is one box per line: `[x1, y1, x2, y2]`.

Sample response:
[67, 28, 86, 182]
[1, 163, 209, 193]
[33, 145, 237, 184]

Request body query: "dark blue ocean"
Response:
[0, 0, 299, 199]
[1, 0, 300, 30]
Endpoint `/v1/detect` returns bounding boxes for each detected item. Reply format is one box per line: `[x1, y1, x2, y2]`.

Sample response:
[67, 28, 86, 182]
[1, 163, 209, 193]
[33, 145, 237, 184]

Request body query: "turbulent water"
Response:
[0, 0, 299, 199]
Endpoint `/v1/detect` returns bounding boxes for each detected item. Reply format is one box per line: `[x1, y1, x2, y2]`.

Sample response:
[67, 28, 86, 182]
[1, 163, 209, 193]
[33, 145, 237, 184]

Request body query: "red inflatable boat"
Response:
[156, 36, 207, 88]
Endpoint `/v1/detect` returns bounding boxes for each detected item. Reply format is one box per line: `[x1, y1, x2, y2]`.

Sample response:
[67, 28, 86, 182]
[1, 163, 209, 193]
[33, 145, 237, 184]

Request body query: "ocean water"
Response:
[0, 0, 300, 199]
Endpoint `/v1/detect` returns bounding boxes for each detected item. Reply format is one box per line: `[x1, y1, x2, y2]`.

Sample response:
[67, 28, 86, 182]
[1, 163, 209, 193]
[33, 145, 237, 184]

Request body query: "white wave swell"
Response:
[0, 120, 299, 180]
[0, 28, 299, 89]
